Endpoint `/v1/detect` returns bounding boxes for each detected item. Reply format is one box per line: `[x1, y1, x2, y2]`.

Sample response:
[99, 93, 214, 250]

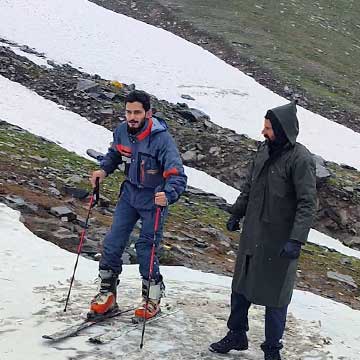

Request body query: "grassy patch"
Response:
[158, 0, 360, 113]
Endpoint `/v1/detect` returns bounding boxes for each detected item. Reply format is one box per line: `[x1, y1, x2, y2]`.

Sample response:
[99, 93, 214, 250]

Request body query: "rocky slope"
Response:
[0, 43, 359, 309]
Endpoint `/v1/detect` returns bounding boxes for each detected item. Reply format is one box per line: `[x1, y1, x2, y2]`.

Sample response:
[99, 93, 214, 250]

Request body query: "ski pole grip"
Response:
[92, 177, 100, 207]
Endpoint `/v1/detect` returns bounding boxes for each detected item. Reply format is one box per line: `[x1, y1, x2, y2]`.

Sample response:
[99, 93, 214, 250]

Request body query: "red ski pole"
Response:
[140, 206, 161, 348]
[64, 177, 100, 312]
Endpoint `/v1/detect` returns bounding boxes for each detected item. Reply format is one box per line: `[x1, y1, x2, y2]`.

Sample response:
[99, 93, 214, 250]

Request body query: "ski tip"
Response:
[42, 335, 53, 340]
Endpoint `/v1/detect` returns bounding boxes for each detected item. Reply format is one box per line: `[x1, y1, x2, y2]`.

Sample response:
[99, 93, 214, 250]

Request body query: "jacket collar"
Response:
[136, 118, 153, 141]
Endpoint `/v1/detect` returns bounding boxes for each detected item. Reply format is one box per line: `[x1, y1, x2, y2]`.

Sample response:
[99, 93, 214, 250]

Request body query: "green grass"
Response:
[158, 0, 360, 113]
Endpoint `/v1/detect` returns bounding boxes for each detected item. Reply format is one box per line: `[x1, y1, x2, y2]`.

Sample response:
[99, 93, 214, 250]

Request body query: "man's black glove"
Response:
[226, 215, 241, 231]
[280, 240, 302, 260]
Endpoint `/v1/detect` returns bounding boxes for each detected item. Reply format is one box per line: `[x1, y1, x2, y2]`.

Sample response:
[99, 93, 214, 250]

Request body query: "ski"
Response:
[42, 306, 134, 341]
[88, 308, 179, 345]
[86, 148, 105, 162]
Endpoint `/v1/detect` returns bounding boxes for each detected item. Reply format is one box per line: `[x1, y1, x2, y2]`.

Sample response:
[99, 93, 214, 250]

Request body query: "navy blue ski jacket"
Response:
[100, 117, 187, 204]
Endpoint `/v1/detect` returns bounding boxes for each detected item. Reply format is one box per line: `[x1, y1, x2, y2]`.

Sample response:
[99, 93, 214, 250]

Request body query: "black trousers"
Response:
[227, 291, 288, 347]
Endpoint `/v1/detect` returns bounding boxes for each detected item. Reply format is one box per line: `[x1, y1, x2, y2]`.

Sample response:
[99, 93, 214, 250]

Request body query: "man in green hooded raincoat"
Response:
[209, 101, 317, 360]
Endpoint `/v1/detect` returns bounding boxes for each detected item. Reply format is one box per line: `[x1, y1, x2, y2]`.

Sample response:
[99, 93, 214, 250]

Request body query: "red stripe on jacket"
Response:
[163, 167, 179, 179]
[116, 144, 132, 157]
[137, 118, 153, 141]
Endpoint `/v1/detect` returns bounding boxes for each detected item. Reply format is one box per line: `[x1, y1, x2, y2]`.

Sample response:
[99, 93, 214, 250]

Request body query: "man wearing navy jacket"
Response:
[89, 90, 187, 320]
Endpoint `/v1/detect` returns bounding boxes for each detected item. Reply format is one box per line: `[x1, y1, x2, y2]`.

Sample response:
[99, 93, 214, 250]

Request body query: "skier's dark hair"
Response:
[125, 90, 151, 112]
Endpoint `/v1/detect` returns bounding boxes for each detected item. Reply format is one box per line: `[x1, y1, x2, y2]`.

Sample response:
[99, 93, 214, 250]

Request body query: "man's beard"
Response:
[264, 134, 272, 142]
[127, 119, 146, 134]
[127, 125, 140, 134]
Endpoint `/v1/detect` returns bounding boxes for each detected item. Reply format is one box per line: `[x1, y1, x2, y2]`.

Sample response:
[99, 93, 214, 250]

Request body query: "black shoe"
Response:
[209, 330, 248, 354]
[264, 352, 281, 360]
[261, 342, 282, 360]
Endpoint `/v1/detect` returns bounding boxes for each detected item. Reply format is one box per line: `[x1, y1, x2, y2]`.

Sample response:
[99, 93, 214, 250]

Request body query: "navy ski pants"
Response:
[227, 291, 288, 347]
[99, 182, 166, 282]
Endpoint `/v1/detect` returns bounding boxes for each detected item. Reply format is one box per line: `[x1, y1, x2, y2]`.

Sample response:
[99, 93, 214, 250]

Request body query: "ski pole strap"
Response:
[91, 177, 100, 208]
[154, 207, 161, 233]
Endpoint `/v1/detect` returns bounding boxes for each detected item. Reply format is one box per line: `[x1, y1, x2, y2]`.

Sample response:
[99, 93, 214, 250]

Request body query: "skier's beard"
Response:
[127, 118, 146, 134]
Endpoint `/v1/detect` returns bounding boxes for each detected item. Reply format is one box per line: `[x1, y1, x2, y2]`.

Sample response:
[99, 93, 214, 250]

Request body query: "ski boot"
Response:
[134, 277, 165, 321]
[88, 269, 119, 319]
[209, 330, 248, 354]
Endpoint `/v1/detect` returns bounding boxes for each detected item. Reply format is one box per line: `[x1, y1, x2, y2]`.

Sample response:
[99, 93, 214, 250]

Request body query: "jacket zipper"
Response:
[140, 160, 145, 184]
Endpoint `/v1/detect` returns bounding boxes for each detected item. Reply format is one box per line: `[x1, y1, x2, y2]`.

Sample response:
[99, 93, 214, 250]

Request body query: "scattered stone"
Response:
[50, 206, 76, 221]
[313, 154, 331, 181]
[340, 164, 357, 171]
[76, 78, 100, 92]
[200, 227, 231, 244]
[209, 146, 221, 155]
[65, 175, 83, 184]
[340, 258, 352, 266]
[176, 108, 210, 122]
[182, 150, 198, 162]
[181, 94, 195, 101]
[29, 155, 48, 162]
[5, 195, 25, 206]
[63, 186, 89, 199]
[49, 187, 61, 197]
[99, 108, 113, 115]
[327, 271, 357, 288]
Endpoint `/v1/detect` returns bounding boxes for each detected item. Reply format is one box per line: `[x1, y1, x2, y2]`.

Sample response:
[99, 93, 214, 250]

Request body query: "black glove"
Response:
[226, 215, 240, 231]
[280, 240, 302, 260]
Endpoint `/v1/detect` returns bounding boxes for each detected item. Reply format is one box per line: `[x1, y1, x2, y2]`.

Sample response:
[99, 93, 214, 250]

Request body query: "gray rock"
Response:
[63, 186, 89, 199]
[65, 175, 83, 184]
[345, 236, 360, 248]
[99, 108, 113, 115]
[283, 85, 293, 95]
[5, 195, 25, 206]
[182, 150, 198, 162]
[76, 79, 100, 92]
[50, 206, 76, 221]
[340, 163, 357, 171]
[340, 258, 352, 265]
[312, 154, 331, 180]
[194, 242, 209, 249]
[343, 186, 354, 193]
[204, 120, 214, 128]
[29, 155, 48, 162]
[177, 108, 210, 122]
[49, 187, 61, 196]
[209, 146, 221, 155]
[181, 94, 195, 101]
[327, 271, 357, 288]
[102, 92, 116, 100]
[76, 216, 87, 228]
[53, 227, 79, 245]
[200, 227, 231, 244]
